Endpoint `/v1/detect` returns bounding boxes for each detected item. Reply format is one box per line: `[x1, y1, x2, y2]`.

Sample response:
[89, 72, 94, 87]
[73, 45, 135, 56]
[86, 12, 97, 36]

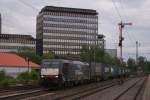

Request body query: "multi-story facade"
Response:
[105, 49, 117, 57]
[36, 6, 99, 57]
[97, 34, 105, 49]
[0, 14, 1, 34]
[0, 33, 35, 52]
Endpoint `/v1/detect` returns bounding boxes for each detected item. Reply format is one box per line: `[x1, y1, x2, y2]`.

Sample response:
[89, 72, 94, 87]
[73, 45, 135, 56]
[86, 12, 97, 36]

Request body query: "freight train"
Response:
[40, 59, 129, 87]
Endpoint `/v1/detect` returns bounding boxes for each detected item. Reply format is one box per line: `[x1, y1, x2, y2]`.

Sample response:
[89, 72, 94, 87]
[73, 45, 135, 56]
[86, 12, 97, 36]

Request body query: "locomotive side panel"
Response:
[103, 64, 111, 80]
[90, 63, 103, 81]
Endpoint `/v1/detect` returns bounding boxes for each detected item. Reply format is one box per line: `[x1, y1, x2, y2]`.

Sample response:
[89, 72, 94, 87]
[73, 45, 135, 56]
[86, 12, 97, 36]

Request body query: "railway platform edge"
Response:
[142, 75, 150, 100]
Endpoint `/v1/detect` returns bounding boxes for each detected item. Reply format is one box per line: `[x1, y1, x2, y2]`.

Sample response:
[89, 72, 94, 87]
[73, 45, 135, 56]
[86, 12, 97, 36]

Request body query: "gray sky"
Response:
[0, 0, 150, 60]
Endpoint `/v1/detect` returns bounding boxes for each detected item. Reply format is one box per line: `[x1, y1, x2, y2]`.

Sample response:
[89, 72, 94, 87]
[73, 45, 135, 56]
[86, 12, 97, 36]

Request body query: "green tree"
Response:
[0, 70, 6, 81]
[137, 56, 150, 73]
[127, 58, 137, 73]
[17, 69, 40, 84]
[0, 70, 16, 87]
[135, 56, 150, 74]
[17, 71, 30, 84]
[113, 57, 121, 65]
[102, 53, 112, 64]
[137, 56, 146, 67]
[42, 52, 54, 59]
[80, 45, 91, 62]
[80, 45, 121, 66]
[17, 48, 41, 64]
[17, 47, 54, 64]
[94, 46, 105, 62]
[144, 61, 150, 73]
[30, 69, 39, 80]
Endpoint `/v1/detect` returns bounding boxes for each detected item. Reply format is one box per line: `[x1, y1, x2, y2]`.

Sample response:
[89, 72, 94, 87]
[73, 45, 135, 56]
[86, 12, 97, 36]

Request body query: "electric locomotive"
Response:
[40, 59, 89, 87]
[40, 59, 129, 87]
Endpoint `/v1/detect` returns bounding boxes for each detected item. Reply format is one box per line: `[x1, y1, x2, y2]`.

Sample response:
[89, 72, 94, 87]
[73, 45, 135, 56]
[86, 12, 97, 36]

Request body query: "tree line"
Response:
[17, 47, 150, 74]
[80, 45, 122, 66]
[80, 45, 150, 74]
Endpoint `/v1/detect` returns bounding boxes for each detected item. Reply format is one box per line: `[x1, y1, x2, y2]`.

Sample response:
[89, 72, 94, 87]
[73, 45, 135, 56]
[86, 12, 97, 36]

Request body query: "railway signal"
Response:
[118, 21, 132, 63]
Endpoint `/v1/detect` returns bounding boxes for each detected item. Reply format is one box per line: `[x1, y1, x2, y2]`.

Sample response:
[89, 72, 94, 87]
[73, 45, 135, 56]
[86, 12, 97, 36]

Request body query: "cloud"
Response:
[0, 0, 150, 60]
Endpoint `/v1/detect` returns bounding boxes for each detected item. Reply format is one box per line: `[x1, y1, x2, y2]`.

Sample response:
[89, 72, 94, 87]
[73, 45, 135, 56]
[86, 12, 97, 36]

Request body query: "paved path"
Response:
[142, 75, 150, 100]
[82, 78, 140, 100]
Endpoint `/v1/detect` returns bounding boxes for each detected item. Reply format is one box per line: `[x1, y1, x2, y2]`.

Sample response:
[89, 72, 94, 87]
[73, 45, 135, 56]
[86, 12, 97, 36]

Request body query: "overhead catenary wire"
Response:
[124, 30, 135, 44]
[0, 7, 21, 33]
[16, 0, 39, 12]
[40, 0, 63, 5]
[111, 0, 140, 60]
[106, 0, 149, 60]
[112, 1, 134, 42]
[16, 0, 136, 50]
[2, 0, 149, 58]
[118, 0, 137, 43]
[111, 0, 136, 44]
[98, 8, 117, 25]
[111, 0, 122, 21]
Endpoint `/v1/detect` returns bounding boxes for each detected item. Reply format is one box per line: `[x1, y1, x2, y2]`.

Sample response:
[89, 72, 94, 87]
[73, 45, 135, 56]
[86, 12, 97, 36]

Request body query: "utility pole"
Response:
[26, 57, 30, 73]
[118, 21, 132, 63]
[136, 41, 139, 61]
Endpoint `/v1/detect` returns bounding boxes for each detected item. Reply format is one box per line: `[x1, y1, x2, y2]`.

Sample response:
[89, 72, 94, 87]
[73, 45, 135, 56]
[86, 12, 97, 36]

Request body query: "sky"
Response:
[0, 0, 150, 61]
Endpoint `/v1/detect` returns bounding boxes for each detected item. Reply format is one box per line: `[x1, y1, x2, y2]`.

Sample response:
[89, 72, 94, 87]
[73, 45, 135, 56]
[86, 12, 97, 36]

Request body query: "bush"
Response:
[0, 70, 5, 81]
[0, 70, 16, 87]
[17, 70, 39, 84]
[17, 72, 30, 83]
[0, 77, 16, 87]
[30, 69, 39, 80]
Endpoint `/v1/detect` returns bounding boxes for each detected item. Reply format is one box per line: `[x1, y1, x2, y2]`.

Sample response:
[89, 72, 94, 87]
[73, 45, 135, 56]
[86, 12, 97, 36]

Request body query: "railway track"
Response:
[0, 85, 40, 93]
[53, 79, 121, 100]
[113, 77, 147, 100]
[0, 85, 42, 97]
[0, 88, 50, 100]
[0, 78, 132, 100]
[0, 87, 45, 96]
[0, 89, 12, 94]
[22, 79, 122, 100]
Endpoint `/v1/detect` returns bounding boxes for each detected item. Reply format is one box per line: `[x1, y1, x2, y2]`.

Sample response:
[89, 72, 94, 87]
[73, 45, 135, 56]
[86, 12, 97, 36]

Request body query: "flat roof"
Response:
[40, 6, 98, 15]
[0, 33, 35, 40]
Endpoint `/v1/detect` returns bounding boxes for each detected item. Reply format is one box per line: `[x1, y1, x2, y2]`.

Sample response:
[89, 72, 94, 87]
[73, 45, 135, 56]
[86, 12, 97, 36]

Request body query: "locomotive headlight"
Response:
[41, 75, 44, 78]
[55, 75, 58, 78]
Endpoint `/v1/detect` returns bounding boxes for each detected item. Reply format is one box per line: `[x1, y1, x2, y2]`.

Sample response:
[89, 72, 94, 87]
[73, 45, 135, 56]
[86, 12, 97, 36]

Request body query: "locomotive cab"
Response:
[40, 59, 72, 87]
[40, 60, 61, 86]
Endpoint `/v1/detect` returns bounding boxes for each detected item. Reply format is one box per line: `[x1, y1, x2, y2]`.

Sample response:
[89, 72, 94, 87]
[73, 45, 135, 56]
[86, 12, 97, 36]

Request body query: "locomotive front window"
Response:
[42, 61, 60, 68]
[73, 64, 82, 70]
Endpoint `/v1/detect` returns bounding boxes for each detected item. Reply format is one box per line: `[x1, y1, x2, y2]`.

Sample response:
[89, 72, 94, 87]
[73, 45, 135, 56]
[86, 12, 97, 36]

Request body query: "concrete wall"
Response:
[0, 66, 35, 78]
[105, 49, 117, 57]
